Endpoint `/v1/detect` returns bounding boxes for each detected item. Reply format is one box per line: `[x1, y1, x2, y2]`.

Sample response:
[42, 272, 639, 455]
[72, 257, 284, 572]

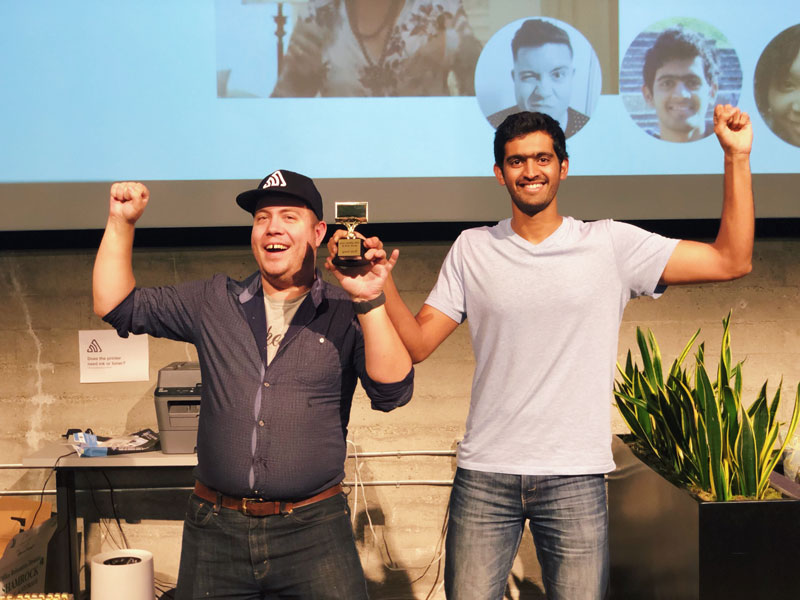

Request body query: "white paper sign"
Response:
[79, 330, 149, 383]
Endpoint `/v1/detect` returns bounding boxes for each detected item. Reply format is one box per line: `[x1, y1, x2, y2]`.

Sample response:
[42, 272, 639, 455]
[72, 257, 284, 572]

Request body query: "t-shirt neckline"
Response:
[504, 216, 572, 251]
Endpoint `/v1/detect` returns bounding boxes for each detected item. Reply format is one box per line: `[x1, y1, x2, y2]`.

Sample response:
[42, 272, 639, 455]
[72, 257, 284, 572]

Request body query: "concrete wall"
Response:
[2, 238, 799, 598]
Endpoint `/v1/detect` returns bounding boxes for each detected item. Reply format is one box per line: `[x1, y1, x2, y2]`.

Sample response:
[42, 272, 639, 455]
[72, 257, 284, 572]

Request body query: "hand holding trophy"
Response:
[325, 201, 399, 303]
[331, 202, 369, 268]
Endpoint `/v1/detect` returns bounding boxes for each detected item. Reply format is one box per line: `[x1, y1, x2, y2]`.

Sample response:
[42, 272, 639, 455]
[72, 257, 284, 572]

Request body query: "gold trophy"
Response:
[332, 202, 369, 268]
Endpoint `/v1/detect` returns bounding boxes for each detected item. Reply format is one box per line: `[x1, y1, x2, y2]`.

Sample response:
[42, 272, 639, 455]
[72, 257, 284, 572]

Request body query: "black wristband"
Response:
[352, 291, 386, 315]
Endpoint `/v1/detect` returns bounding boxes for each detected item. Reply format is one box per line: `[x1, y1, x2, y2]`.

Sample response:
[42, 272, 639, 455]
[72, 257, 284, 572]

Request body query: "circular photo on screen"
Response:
[754, 24, 800, 147]
[620, 18, 742, 143]
[474, 17, 602, 137]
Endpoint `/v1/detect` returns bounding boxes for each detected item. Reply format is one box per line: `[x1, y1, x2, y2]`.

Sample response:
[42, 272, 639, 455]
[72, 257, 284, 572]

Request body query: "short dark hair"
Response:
[511, 19, 573, 61]
[754, 24, 800, 115]
[643, 27, 719, 92]
[494, 111, 568, 166]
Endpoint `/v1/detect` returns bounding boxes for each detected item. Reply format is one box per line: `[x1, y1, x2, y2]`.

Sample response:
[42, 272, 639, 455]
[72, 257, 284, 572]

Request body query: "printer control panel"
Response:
[155, 384, 202, 396]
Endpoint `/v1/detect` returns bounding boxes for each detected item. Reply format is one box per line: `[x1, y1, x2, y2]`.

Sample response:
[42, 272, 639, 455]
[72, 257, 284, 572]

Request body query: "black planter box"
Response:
[608, 435, 800, 600]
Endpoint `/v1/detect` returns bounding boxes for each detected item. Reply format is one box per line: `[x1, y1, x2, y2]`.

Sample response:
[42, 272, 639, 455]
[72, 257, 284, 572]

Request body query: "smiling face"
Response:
[512, 43, 575, 125]
[250, 198, 327, 296]
[767, 50, 800, 146]
[493, 130, 569, 218]
[642, 55, 717, 142]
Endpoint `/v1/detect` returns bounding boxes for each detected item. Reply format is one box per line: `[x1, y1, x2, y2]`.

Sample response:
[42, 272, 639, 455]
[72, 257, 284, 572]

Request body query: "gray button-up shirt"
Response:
[104, 270, 414, 499]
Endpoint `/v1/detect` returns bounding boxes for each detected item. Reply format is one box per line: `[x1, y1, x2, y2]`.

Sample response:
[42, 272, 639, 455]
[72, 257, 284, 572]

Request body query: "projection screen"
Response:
[1, 0, 798, 232]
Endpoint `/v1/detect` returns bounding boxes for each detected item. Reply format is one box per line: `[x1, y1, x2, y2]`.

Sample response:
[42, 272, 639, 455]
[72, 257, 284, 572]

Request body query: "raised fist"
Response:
[109, 181, 150, 224]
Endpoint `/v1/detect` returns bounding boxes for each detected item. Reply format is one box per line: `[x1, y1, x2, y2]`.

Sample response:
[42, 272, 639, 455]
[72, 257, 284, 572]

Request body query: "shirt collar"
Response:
[237, 269, 326, 309]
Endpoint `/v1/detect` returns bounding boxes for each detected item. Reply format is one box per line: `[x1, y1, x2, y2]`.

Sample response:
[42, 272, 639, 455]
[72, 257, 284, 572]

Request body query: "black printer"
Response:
[154, 361, 201, 453]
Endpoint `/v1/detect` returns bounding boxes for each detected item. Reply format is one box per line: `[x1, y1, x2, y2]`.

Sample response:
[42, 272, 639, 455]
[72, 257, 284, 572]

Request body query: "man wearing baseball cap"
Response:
[93, 170, 414, 599]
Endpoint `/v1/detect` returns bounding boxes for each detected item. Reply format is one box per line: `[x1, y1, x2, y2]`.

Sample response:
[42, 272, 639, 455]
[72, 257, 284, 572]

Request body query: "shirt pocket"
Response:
[292, 334, 342, 405]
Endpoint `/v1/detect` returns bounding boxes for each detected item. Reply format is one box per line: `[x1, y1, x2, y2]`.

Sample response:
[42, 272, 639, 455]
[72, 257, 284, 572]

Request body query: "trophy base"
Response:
[332, 256, 370, 268]
[333, 236, 368, 268]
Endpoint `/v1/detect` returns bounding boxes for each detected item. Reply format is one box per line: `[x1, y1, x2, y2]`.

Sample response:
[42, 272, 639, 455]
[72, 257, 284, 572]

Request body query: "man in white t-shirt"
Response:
[327, 107, 753, 599]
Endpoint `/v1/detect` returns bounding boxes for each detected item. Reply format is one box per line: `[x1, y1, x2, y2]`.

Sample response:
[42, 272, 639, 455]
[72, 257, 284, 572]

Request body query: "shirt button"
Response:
[263, 382, 270, 388]
[258, 420, 265, 427]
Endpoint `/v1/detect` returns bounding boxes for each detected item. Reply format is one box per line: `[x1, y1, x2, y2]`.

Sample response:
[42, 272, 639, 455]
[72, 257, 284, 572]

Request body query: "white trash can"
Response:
[90, 549, 154, 600]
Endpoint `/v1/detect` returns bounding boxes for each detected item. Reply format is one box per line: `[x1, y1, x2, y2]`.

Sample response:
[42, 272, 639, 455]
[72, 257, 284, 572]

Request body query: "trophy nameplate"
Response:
[332, 202, 369, 268]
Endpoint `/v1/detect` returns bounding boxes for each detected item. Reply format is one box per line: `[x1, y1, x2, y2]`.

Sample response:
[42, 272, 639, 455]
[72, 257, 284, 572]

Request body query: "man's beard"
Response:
[509, 187, 555, 217]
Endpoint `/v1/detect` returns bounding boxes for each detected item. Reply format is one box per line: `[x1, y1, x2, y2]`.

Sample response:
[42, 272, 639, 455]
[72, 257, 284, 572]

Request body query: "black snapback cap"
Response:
[236, 169, 323, 220]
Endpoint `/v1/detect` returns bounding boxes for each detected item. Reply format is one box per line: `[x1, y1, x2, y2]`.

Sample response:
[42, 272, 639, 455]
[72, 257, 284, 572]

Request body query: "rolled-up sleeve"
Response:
[361, 368, 414, 412]
[102, 289, 136, 338]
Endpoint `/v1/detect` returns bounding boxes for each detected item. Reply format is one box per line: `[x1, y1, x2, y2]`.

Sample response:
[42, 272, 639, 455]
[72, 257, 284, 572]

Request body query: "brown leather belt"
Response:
[193, 480, 343, 516]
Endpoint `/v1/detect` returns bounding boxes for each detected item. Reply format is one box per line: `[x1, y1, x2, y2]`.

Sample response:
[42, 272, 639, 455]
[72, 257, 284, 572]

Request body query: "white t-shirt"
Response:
[264, 293, 308, 365]
[425, 217, 679, 475]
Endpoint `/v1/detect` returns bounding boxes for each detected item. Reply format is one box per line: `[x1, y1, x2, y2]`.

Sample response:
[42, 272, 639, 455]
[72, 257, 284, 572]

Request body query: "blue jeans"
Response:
[445, 467, 608, 600]
[175, 492, 368, 599]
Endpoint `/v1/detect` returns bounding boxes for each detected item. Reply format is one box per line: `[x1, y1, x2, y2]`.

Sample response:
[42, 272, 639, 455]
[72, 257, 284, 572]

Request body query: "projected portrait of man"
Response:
[640, 27, 720, 142]
[477, 18, 600, 137]
[754, 24, 800, 147]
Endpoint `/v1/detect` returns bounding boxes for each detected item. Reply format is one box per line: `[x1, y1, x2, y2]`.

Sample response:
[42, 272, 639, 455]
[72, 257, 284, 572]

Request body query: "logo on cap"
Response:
[262, 170, 287, 189]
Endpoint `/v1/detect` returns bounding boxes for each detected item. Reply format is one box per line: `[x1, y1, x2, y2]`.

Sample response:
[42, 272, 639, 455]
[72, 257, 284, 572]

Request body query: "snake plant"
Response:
[614, 312, 800, 501]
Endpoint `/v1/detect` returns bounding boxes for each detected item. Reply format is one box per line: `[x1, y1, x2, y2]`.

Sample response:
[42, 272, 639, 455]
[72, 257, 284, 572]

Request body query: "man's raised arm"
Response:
[326, 233, 459, 364]
[660, 105, 754, 285]
[92, 182, 150, 317]
[381, 272, 459, 363]
[324, 245, 414, 382]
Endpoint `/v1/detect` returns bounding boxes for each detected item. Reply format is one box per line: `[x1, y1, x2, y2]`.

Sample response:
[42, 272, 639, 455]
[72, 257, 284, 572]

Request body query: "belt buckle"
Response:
[241, 497, 260, 515]
[241, 497, 282, 516]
